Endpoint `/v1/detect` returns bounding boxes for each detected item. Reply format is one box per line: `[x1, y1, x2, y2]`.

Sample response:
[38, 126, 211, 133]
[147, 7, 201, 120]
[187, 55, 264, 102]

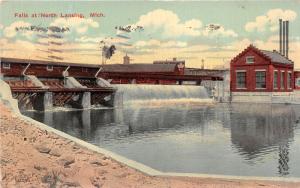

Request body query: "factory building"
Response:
[230, 20, 300, 103]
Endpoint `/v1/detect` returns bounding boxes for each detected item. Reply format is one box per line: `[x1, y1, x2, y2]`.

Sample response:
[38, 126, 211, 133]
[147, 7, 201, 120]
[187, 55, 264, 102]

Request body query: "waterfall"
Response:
[114, 84, 210, 102]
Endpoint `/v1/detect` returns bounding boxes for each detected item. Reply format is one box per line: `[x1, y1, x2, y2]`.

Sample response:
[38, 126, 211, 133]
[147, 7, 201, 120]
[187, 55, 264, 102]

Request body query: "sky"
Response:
[0, 0, 300, 69]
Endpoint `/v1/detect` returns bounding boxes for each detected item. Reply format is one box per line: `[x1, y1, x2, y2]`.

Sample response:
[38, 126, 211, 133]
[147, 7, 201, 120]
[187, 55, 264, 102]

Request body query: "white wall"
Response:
[0, 79, 20, 114]
[202, 70, 231, 102]
[231, 92, 296, 104]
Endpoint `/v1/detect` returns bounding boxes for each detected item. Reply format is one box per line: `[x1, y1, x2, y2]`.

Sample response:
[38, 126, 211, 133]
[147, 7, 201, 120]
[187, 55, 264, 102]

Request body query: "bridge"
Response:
[0, 57, 225, 110]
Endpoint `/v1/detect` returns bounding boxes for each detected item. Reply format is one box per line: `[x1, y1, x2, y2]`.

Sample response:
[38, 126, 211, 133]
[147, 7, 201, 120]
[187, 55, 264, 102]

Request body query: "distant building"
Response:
[123, 54, 130, 64]
[153, 57, 185, 65]
[153, 58, 185, 74]
[230, 44, 296, 103]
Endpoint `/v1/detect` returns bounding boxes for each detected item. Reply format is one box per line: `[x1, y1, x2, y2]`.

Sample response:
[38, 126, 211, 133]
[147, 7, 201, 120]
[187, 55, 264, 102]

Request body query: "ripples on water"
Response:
[23, 101, 300, 177]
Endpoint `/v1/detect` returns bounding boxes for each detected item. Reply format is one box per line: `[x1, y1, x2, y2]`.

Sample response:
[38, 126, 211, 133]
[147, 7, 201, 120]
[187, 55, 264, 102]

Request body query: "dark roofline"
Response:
[231, 44, 294, 64]
[260, 49, 294, 64]
[153, 60, 185, 63]
[1, 57, 100, 68]
[185, 68, 225, 72]
[0, 57, 151, 68]
[0, 57, 177, 72]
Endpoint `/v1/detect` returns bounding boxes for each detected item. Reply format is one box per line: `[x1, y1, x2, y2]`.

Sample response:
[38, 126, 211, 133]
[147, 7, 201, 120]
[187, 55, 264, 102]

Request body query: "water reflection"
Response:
[23, 103, 300, 177]
[229, 104, 298, 176]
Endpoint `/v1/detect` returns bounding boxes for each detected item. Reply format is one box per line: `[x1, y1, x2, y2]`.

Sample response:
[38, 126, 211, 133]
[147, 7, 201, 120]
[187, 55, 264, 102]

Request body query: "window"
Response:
[281, 71, 285, 89]
[287, 72, 292, 89]
[296, 78, 300, 87]
[82, 68, 88, 72]
[256, 71, 266, 89]
[2, 62, 10, 69]
[46, 65, 53, 71]
[273, 71, 278, 89]
[246, 56, 254, 64]
[236, 71, 246, 89]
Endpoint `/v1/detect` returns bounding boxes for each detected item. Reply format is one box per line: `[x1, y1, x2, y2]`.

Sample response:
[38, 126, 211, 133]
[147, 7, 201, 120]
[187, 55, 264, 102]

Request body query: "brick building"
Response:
[230, 45, 296, 103]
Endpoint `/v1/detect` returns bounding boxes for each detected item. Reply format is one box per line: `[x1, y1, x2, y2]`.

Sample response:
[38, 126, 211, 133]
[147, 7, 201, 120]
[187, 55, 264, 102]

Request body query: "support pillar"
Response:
[104, 92, 123, 108]
[32, 92, 53, 111]
[196, 80, 202, 85]
[112, 91, 123, 108]
[81, 92, 91, 109]
[44, 92, 53, 110]
[26, 75, 53, 111]
[63, 76, 91, 109]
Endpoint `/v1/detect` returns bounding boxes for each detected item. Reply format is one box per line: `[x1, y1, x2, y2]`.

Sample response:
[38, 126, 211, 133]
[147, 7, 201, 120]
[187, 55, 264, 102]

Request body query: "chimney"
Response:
[285, 21, 289, 58]
[279, 20, 289, 58]
[279, 19, 283, 54]
[282, 20, 286, 56]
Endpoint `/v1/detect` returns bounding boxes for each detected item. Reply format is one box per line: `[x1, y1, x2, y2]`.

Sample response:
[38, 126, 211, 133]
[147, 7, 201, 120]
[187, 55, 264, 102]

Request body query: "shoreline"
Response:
[1, 103, 300, 187]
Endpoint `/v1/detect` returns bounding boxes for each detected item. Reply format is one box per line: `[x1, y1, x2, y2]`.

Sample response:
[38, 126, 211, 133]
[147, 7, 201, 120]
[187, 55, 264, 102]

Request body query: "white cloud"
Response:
[37, 37, 66, 44]
[3, 21, 33, 39]
[135, 9, 202, 37]
[132, 9, 237, 38]
[135, 39, 187, 48]
[162, 41, 187, 48]
[245, 9, 297, 32]
[75, 36, 128, 46]
[50, 17, 99, 34]
[75, 36, 104, 43]
[202, 25, 238, 38]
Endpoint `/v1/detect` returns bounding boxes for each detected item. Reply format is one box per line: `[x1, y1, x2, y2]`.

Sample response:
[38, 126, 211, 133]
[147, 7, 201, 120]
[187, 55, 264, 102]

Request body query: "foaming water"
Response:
[125, 98, 215, 108]
[115, 84, 209, 101]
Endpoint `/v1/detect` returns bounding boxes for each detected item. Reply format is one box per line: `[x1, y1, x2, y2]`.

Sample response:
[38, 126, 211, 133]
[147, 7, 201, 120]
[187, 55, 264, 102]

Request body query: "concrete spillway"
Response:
[114, 84, 210, 102]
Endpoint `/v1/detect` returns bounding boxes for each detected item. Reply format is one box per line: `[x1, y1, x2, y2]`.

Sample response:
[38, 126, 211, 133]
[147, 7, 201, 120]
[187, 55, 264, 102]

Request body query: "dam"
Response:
[0, 57, 225, 111]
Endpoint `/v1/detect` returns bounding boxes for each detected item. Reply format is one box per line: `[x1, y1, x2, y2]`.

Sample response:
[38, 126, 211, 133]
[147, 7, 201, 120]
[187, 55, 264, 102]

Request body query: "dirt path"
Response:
[1, 102, 299, 187]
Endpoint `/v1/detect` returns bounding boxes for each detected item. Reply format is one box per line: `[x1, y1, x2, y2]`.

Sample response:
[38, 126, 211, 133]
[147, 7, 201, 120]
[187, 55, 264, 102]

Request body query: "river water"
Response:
[23, 85, 300, 177]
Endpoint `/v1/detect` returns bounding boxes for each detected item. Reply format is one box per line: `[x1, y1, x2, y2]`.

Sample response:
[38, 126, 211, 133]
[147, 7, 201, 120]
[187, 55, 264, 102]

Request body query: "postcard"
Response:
[1, 0, 300, 187]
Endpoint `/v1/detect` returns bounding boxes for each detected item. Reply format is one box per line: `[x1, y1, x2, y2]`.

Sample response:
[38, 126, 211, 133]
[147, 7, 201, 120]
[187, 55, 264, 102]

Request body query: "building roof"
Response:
[153, 58, 185, 65]
[101, 64, 176, 73]
[184, 68, 225, 77]
[231, 45, 294, 65]
[260, 50, 293, 64]
[1, 57, 99, 68]
[1, 57, 177, 73]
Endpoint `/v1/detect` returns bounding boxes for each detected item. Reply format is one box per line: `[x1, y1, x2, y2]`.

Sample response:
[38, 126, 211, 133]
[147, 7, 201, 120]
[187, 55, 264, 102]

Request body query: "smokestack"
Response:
[282, 20, 286, 56]
[286, 21, 289, 58]
[279, 19, 283, 54]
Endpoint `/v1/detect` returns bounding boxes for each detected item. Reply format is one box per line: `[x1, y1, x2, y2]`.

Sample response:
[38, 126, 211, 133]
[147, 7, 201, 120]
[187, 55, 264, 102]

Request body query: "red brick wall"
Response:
[1, 62, 25, 76]
[1, 62, 100, 78]
[231, 48, 271, 92]
[230, 47, 293, 92]
[26, 65, 66, 78]
[271, 64, 294, 92]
